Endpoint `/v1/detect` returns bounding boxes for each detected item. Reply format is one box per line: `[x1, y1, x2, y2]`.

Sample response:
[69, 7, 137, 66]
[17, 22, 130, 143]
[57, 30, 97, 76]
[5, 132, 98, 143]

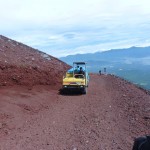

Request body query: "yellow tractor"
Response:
[62, 62, 89, 94]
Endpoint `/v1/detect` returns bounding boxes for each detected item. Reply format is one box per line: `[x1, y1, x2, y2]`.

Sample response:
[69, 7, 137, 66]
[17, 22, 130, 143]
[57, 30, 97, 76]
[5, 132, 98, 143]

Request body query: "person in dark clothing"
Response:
[99, 70, 101, 75]
[79, 67, 84, 75]
[132, 135, 150, 150]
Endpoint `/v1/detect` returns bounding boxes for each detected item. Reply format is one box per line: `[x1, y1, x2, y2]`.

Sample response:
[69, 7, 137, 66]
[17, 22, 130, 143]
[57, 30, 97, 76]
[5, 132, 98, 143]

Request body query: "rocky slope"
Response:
[0, 35, 70, 87]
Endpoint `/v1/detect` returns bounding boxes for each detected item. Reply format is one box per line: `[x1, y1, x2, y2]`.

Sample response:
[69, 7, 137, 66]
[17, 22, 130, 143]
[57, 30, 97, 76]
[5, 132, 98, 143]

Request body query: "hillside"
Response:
[0, 74, 149, 150]
[0, 35, 70, 87]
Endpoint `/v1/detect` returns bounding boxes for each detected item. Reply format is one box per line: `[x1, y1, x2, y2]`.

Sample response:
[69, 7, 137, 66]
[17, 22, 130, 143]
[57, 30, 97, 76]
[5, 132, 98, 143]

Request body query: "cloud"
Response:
[1, 0, 150, 27]
[124, 57, 150, 66]
[139, 57, 150, 65]
[1, 0, 150, 57]
[9, 21, 150, 57]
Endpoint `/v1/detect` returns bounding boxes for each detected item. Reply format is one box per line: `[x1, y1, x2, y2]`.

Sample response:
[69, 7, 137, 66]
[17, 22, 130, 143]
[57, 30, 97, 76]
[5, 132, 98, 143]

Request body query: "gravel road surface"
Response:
[0, 74, 149, 150]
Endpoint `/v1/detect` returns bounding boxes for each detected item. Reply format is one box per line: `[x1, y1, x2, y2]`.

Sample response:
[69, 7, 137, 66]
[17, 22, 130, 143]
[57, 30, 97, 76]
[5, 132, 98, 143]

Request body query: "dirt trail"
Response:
[0, 74, 150, 150]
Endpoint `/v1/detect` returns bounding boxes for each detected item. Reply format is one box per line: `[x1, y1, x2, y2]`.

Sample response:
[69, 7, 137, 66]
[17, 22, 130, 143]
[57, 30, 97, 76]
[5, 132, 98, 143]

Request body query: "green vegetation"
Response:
[114, 69, 150, 90]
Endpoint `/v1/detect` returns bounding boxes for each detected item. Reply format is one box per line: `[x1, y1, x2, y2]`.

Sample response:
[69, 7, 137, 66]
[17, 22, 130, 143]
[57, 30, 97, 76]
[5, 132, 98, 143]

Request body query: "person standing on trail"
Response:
[99, 70, 101, 75]
[104, 67, 106, 75]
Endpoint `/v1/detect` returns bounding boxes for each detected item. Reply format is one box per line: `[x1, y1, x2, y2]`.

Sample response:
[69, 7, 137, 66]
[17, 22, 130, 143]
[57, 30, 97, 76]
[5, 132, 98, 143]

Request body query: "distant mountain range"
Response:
[60, 46, 150, 90]
[60, 46, 150, 63]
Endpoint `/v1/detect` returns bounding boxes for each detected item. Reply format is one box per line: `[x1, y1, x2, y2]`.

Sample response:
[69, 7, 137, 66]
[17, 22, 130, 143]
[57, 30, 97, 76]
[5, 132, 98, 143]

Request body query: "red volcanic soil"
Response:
[0, 35, 150, 149]
[0, 35, 70, 87]
[0, 74, 150, 150]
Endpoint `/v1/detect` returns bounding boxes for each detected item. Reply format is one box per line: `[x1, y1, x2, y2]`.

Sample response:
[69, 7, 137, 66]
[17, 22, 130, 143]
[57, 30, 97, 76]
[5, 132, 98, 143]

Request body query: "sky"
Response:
[0, 0, 150, 57]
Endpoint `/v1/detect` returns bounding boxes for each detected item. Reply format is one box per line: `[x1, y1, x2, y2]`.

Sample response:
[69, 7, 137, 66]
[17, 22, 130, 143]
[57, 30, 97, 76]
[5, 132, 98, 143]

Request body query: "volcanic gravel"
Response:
[0, 35, 70, 87]
[0, 74, 149, 150]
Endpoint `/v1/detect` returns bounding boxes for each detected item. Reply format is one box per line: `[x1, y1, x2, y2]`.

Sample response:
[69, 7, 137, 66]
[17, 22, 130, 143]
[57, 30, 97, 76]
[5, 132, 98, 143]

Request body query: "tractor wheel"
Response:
[82, 87, 87, 94]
